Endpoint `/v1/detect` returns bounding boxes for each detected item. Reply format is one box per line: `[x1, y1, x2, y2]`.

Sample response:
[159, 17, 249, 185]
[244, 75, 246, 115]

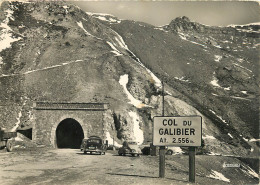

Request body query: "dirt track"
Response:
[0, 148, 258, 185]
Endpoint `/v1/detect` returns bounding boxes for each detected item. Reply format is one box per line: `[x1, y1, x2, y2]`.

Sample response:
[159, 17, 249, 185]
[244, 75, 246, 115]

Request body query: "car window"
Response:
[128, 142, 137, 145]
[87, 139, 101, 144]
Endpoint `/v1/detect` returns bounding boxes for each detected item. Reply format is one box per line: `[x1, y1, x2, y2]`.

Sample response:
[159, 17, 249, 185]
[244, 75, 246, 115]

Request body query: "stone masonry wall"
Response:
[33, 109, 105, 147]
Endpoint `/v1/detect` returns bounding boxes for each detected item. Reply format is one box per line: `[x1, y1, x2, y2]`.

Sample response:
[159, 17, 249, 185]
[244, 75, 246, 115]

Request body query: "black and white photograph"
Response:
[0, 0, 259, 184]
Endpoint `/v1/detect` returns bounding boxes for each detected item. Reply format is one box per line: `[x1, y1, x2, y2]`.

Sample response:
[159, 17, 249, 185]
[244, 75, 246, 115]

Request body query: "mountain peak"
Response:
[173, 16, 191, 23]
[167, 16, 202, 32]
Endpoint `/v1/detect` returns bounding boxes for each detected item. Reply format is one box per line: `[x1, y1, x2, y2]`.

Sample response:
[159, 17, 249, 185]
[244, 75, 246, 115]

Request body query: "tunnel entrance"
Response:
[56, 118, 84, 149]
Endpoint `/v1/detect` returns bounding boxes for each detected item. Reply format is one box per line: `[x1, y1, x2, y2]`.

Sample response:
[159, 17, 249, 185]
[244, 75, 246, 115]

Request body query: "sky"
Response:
[70, 1, 260, 26]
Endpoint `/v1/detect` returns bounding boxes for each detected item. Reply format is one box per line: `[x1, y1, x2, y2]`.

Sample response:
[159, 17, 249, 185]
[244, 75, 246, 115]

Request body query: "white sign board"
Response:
[153, 116, 202, 146]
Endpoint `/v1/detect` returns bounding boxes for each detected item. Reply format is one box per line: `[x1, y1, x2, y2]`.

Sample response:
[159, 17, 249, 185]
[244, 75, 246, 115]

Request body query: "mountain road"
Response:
[0, 148, 258, 185]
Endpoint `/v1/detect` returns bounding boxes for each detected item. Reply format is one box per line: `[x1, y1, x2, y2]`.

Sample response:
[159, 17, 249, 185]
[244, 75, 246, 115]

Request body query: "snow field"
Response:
[128, 111, 144, 144]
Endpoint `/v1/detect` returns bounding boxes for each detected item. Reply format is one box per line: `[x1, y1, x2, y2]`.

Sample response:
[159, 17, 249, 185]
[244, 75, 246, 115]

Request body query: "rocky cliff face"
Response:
[0, 1, 259, 157]
[166, 16, 259, 38]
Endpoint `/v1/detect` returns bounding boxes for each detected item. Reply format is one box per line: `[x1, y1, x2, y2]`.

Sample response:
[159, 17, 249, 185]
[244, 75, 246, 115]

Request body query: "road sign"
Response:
[153, 116, 202, 146]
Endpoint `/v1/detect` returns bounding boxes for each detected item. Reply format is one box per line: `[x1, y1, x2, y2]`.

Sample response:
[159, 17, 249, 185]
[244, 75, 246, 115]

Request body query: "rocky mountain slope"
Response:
[0, 1, 259, 161]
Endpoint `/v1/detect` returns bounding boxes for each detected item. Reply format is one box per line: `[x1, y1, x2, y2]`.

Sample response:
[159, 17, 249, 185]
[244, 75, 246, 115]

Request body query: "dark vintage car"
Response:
[81, 136, 107, 155]
[118, 141, 142, 157]
[0, 127, 17, 152]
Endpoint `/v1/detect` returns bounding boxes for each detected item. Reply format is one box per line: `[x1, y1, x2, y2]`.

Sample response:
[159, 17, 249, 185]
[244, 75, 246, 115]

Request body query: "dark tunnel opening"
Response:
[56, 118, 84, 149]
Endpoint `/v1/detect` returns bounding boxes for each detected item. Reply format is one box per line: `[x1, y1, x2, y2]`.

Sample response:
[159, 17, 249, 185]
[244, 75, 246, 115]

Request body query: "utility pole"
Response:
[162, 80, 165, 116]
[159, 80, 166, 178]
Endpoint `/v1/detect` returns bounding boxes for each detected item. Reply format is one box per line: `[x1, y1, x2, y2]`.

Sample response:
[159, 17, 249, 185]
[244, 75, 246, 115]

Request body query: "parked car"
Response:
[0, 127, 17, 152]
[118, 141, 142, 157]
[82, 136, 107, 155]
[80, 138, 88, 151]
[165, 146, 184, 155]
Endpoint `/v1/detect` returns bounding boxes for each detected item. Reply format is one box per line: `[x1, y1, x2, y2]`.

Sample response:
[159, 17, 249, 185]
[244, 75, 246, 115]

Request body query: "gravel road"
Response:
[0, 148, 258, 185]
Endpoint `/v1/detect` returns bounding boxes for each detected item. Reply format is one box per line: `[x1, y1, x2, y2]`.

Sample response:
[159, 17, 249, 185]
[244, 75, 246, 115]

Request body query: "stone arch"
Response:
[50, 116, 87, 148]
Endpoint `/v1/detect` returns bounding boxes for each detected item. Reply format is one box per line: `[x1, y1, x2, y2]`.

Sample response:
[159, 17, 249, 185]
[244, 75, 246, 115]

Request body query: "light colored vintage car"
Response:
[118, 141, 142, 157]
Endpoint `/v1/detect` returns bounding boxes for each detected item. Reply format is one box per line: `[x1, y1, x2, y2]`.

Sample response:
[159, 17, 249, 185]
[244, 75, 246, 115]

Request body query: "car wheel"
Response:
[6, 140, 13, 152]
[84, 151, 87, 154]
[166, 150, 173, 155]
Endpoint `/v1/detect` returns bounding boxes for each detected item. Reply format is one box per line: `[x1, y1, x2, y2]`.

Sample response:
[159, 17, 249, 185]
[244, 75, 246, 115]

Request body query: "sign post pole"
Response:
[159, 80, 166, 178]
[189, 147, 196, 183]
[162, 80, 165, 116]
[159, 146, 166, 178]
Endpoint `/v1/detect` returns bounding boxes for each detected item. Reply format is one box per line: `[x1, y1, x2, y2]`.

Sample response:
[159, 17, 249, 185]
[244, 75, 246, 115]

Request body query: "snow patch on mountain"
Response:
[62, 5, 69, 14]
[119, 74, 148, 108]
[241, 164, 259, 179]
[210, 77, 221, 88]
[0, 57, 3, 65]
[233, 63, 252, 73]
[86, 12, 121, 24]
[11, 99, 27, 132]
[243, 138, 260, 142]
[202, 135, 216, 140]
[237, 58, 244, 63]
[111, 50, 122, 56]
[214, 55, 222, 62]
[0, 7, 21, 53]
[105, 132, 122, 147]
[224, 87, 231, 91]
[228, 22, 260, 28]
[11, 111, 22, 132]
[106, 41, 122, 56]
[114, 36, 128, 50]
[230, 96, 251, 101]
[96, 16, 121, 24]
[109, 29, 162, 88]
[128, 111, 144, 144]
[207, 152, 222, 156]
[77, 21, 92, 36]
[209, 109, 228, 124]
[208, 170, 230, 182]
[178, 32, 207, 48]
[174, 76, 190, 83]
[178, 32, 187, 40]
[189, 40, 207, 48]
[148, 71, 161, 87]
[154, 27, 169, 32]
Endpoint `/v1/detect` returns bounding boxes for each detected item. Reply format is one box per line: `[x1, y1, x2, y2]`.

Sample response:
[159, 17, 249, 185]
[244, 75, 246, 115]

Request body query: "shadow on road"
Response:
[76, 152, 85, 155]
[111, 154, 141, 158]
[75, 152, 103, 155]
[107, 172, 158, 179]
[106, 172, 188, 183]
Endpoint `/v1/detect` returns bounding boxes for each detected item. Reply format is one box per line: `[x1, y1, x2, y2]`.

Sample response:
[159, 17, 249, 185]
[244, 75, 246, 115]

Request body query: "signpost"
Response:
[153, 116, 202, 147]
[153, 116, 202, 182]
[159, 81, 166, 178]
